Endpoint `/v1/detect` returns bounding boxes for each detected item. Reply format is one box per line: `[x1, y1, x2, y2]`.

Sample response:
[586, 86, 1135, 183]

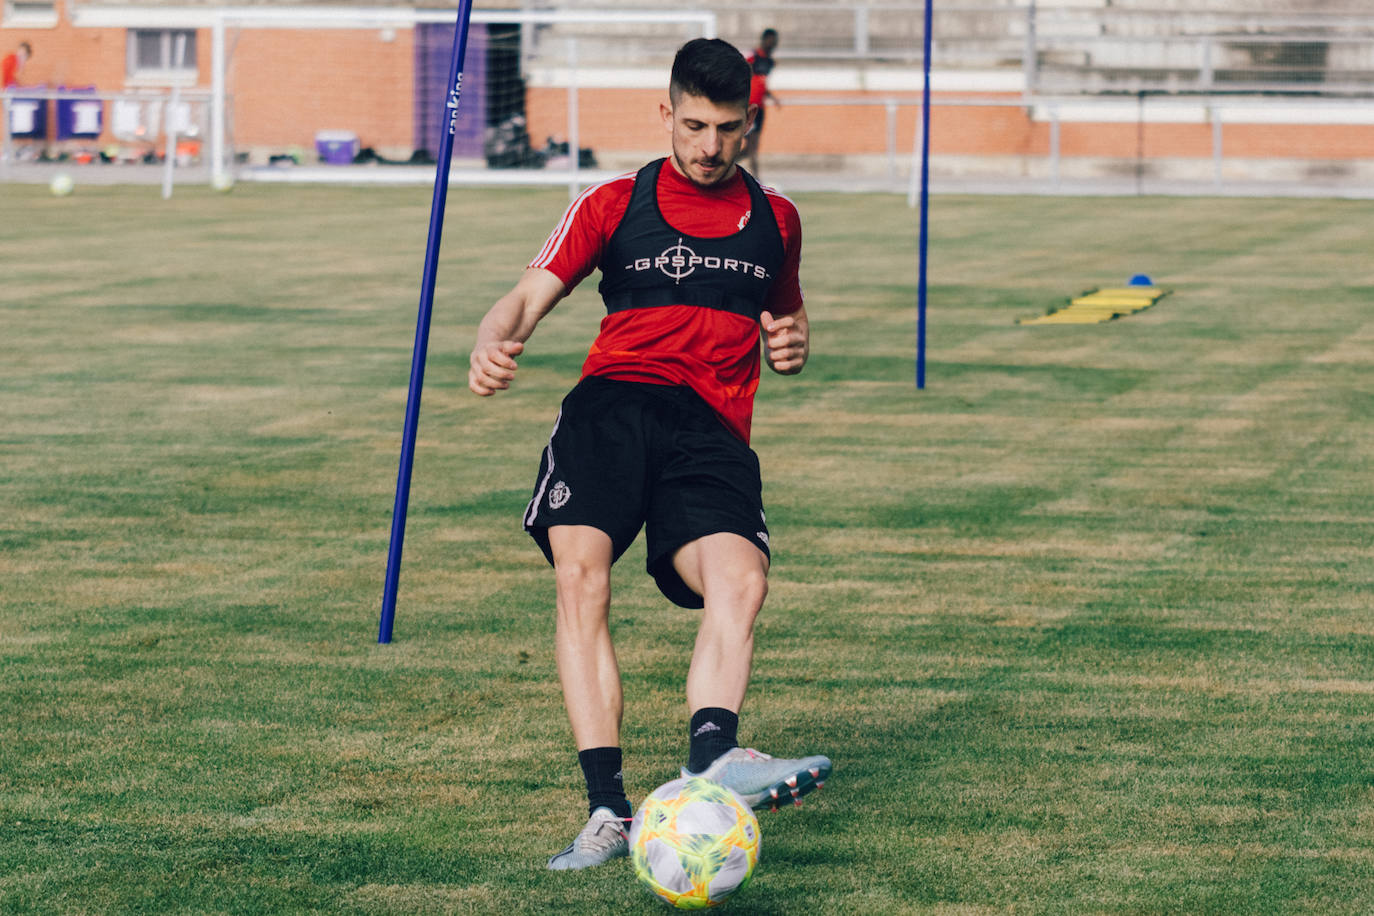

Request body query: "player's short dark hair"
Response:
[761, 29, 779, 41]
[19, 41, 32, 54]
[669, 38, 750, 108]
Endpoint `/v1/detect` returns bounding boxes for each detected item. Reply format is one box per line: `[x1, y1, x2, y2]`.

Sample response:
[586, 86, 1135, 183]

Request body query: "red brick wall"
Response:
[527, 87, 665, 156]
[2, 1, 128, 91]
[228, 29, 414, 151]
[528, 86, 1374, 163]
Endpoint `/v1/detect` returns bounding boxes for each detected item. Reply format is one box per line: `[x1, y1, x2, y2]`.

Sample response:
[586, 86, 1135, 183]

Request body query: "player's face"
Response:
[662, 92, 756, 188]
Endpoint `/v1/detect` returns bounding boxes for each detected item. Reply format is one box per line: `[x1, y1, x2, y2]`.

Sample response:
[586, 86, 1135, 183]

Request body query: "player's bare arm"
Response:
[761, 305, 809, 375]
[469, 267, 568, 396]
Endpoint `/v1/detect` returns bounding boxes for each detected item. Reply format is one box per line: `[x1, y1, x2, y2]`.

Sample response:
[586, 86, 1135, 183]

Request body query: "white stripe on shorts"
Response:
[524, 408, 563, 527]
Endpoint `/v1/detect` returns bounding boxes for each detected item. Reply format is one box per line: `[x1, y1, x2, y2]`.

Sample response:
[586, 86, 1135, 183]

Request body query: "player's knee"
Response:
[743, 565, 768, 607]
[705, 564, 768, 619]
[554, 558, 611, 611]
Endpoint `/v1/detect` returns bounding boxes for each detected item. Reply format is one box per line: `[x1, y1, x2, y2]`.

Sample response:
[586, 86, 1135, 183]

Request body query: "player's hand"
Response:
[469, 339, 525, 395]
[761, 310, 808, 375]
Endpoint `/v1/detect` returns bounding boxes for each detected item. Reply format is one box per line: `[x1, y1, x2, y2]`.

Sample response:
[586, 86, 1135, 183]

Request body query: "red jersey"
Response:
[747, 49, 775, 108]
[530, 162, 803, 443]
[2, 53, 21, 89]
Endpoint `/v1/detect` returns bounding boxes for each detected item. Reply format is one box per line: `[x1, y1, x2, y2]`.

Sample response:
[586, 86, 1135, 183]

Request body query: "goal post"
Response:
[202, 7, 716, 191]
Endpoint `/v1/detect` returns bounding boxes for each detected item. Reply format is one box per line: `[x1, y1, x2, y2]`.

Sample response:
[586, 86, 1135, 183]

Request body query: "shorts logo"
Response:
[756, 531, 769, 547]
[549, 481, 572, 510]
[625, 236, 772, 285]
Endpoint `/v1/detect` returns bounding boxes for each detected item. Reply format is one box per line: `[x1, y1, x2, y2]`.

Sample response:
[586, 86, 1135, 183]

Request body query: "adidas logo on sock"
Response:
[693, 721, 722, 738]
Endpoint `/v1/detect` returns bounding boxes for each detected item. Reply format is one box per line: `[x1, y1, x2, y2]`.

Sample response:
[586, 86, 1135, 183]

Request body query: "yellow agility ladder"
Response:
[1018, 286, 1168, 325]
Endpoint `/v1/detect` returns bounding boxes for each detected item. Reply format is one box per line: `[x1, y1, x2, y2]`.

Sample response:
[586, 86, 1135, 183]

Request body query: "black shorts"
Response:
[523, 376, 770, 609]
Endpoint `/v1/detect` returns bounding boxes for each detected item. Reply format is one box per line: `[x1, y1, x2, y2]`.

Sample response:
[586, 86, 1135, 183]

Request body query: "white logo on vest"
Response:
[659, 241, 699, 281]
[625, 236, 772, 285]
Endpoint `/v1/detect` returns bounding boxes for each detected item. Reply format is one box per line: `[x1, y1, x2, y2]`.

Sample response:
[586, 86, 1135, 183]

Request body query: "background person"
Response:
[2, 40, 32, 88]
[744, 29, 780, 178]
[467, 37, 831, 872]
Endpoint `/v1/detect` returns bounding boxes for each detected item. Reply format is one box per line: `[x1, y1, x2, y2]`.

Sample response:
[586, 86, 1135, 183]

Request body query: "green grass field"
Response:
[3, 181, 1373, 914]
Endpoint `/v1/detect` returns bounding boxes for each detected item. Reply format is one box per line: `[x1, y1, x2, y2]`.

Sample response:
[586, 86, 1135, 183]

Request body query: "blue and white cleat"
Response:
[546, 807, 630, 870]
[683, 747, 832, 811]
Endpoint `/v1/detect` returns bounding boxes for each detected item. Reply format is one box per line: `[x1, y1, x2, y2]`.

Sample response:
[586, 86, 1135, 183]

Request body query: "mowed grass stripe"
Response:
[2, 183, 1373, 914]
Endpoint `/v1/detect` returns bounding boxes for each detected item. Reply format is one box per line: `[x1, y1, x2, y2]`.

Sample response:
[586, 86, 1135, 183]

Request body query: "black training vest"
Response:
[597, 158, 784, 321]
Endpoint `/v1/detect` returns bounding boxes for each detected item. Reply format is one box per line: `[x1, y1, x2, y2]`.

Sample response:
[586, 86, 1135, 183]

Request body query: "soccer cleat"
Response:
[682, 747, 832, 811]
[546, 807, 630, 871]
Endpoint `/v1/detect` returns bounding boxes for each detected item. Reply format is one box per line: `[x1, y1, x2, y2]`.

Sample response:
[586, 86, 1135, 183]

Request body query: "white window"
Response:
[3, 0, 58, 28]
[126, 29, 197, 84]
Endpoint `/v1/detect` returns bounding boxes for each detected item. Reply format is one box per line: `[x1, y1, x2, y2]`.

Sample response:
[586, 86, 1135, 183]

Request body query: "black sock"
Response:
[687, 707, 739, 774]
[578, 746, 631, 819]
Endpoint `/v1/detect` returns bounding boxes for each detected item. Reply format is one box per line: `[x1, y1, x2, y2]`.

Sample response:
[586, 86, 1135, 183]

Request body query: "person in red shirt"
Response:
[744, 29, 780, 178]
[2, 41, 32, 88]
[469, 37, 830, 871]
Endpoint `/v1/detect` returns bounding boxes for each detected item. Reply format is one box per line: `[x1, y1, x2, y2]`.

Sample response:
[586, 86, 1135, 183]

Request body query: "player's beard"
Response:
[673, 148, 735, 188]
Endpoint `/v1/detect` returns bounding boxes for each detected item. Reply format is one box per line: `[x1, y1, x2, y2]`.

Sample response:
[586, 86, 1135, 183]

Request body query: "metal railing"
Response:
[593, 3, 1374, 97]
[774, 91, 1374, 199]
[1, 87, 212, 181]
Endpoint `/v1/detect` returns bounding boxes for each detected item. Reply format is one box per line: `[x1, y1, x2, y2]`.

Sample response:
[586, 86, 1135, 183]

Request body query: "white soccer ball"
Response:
[629, 776, 761, 909]
[49, 173, 75, 197]
[211, 172, 236, 193]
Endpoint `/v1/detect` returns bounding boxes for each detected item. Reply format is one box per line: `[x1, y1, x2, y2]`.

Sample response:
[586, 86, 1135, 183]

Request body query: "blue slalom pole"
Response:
[916, 0, 933, 389]
[379, 0, 476, 644]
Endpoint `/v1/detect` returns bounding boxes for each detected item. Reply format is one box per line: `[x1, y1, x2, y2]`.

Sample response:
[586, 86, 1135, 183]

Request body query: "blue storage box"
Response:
[315, 130, 359, 164]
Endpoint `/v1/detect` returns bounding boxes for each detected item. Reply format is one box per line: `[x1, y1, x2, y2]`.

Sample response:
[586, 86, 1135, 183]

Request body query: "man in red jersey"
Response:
[468, 38, 831, 871]
[2, 41, 32, 88]
[744, 29, 780, 178]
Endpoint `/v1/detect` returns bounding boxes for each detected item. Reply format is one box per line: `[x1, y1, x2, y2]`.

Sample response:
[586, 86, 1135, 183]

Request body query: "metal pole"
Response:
[567, 36, 579, 199]
[1050, 102, 1060, 187]
[379, 0, 478, 644]
[1, 93, 12, 181]
[917, 0, 933, 390]
[1135, 89, 1146, 197]
[1212, 104, 1223, 186]
[211, 16, 226, 186]
[162, 33, 187, 200]
[886, 100, 898, 185]
[907, 105, 923, 208]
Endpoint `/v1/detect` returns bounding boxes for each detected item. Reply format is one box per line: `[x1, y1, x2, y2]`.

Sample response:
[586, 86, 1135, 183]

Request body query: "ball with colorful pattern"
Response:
[629, 776, 761, 909]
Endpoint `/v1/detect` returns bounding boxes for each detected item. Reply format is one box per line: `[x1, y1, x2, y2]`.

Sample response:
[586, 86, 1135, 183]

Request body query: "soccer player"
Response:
[467, 37, 831, 871]
[744, 29, 780, 179]
[2, 41, 32, 88]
